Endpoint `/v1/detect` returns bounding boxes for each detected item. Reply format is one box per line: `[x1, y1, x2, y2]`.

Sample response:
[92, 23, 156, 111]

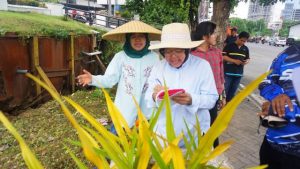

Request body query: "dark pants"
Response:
[209, 101, 219, 148]
[260, 137, 300, 169]
[110, 124, 117, 135]
[224, 75, 242, 102]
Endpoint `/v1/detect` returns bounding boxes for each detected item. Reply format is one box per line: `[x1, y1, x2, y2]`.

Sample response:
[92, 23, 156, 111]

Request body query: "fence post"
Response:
[32, 37, 41, 96]
[69, 33, 75, 92]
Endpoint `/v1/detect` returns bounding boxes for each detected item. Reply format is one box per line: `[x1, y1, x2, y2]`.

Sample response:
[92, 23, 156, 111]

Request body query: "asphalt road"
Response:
[241, 43, 288, 85]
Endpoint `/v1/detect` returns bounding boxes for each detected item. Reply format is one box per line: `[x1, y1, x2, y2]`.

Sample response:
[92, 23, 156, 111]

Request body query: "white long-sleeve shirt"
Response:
[90, 51, 159, 127]
[145, 54, 218, 141]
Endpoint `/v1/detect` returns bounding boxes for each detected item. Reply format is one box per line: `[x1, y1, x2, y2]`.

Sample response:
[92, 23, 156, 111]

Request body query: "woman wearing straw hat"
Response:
[77, 20, 161, 129]
[145, 23, 218, 145]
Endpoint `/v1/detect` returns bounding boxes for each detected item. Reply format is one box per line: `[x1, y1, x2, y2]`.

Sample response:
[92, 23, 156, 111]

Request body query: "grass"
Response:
[0, 11, 103, 38]
[0, 89, 114, 168]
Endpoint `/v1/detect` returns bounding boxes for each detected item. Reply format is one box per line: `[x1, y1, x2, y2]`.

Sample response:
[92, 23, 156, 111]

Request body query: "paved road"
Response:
[242, 43, 288, 85]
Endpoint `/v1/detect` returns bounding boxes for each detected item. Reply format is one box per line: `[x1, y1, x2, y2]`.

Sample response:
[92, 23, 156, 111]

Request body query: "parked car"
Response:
[274, 37, 286, 47]
[286, 38, 295, 46]
[269, 38, 276, 46]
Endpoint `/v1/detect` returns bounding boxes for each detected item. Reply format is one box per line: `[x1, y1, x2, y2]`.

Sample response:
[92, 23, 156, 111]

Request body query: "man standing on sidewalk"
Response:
[222, 31, 250, 102]
[258, 44, 300, 169]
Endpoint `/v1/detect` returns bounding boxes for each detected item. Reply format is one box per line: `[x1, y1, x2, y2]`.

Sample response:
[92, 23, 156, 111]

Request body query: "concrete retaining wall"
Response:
[0, 0, 8, 10]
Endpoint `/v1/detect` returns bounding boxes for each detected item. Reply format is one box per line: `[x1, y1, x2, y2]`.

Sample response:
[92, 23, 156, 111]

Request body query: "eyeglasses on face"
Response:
[163, 49, 185, 56]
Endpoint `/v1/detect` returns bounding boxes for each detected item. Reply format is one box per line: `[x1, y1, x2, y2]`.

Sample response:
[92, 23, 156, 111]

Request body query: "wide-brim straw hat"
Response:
[148, 23, 204, 50]
[102, 20, 161, 42]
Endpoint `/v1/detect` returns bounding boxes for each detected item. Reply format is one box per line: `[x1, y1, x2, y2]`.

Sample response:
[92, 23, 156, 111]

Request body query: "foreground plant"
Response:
[0, 72, 269, 169]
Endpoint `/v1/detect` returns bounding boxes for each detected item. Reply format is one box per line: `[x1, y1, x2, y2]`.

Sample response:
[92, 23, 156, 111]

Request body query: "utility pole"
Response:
[115, 0, 118, 15]
[107, 0, 112, 16]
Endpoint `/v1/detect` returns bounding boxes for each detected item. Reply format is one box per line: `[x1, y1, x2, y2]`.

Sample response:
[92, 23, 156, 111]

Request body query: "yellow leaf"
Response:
[64, 97, 121, 149]
[26, 73, 108, 169]
[170, 143, 185, 169]
[101, 88, 131, 153]
[200, 140, 233, 164]
[84, 127, 129, 169]
[163, 83, 176, 142]
[247, 165, 268, 169]
[152, 134, 183, 169]
[0, 112, 44, 169]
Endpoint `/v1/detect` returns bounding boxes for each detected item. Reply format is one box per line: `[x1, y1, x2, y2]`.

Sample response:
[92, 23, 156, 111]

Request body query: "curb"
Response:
[239, 84, 265, 109]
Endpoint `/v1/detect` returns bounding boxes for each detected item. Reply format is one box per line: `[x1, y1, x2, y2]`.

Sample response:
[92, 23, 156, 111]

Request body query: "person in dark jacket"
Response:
[222, 31, 250, 102]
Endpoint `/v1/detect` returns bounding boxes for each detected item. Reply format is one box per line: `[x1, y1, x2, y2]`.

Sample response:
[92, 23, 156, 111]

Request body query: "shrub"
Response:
[0, 72, 269, 169]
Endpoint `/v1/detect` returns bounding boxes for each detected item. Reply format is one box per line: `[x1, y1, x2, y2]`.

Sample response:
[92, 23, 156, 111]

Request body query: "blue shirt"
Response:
[259, 44, 300, 157]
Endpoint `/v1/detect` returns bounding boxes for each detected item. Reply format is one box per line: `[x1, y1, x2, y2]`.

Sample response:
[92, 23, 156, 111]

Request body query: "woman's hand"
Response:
[152, 85, 164, 101]
[218, 99, 226, 110]
[76, 69, 92, 87]
[171, 92, 192, 105]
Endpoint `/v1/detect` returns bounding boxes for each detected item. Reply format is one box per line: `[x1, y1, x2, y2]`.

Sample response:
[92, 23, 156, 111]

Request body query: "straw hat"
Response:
[148, 23, 204, 50]
[102, 20, 161, 42]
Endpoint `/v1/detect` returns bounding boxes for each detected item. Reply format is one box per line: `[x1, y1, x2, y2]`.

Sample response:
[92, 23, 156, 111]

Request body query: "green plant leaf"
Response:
[26, 73, 109, 169]
[188, 71, 270, 169]
[64, 145, 88, 169]
[163, 81, 176, 142]
[83, 126, 130, 169]
[200, 140, 234, 164]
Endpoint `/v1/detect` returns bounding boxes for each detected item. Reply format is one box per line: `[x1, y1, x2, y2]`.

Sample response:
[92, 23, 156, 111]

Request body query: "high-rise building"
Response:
[248, 0, 272, 23]
[282, 0, 300, 21]
[198, 0, 211, 22]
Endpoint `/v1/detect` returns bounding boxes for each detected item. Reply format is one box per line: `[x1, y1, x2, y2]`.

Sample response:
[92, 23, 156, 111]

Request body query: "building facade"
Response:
[248, 0, 272, 23]
[282, 0, 300, 21]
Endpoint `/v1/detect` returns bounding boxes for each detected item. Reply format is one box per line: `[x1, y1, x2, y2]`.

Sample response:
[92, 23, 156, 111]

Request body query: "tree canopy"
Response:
[230, 18, 272, 36]
[124, 0, 285, 44]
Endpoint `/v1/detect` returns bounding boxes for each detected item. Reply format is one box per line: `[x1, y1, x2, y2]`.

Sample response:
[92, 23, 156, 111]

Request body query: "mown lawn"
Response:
[0, 89, 115, 168]
[0, 11, 105, 38]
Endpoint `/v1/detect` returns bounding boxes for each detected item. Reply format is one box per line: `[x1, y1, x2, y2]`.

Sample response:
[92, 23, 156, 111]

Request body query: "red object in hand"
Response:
[156, 89, 185, 100]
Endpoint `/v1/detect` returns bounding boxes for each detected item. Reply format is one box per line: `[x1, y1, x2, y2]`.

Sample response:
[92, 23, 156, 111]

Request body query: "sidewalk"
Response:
[220, 99, 266, 169]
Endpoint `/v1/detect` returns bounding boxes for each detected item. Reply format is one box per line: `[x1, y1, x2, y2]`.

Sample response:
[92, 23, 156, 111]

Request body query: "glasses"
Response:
[163, 49, 185, 56]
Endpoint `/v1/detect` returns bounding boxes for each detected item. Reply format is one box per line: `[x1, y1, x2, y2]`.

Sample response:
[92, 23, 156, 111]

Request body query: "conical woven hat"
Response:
[102, 20, 161, 42]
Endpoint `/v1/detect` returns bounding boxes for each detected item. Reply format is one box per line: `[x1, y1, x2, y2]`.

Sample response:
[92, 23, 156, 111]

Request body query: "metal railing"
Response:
[64, 6, 128, 29]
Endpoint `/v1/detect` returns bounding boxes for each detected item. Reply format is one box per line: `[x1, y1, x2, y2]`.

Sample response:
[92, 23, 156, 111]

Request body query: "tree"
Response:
[230, 18, 272, 36]
[125, 0, 189, 29]
[279, 21, 300, 37]
[124, 0, 285, 45]
[211, 0, 284, 46]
